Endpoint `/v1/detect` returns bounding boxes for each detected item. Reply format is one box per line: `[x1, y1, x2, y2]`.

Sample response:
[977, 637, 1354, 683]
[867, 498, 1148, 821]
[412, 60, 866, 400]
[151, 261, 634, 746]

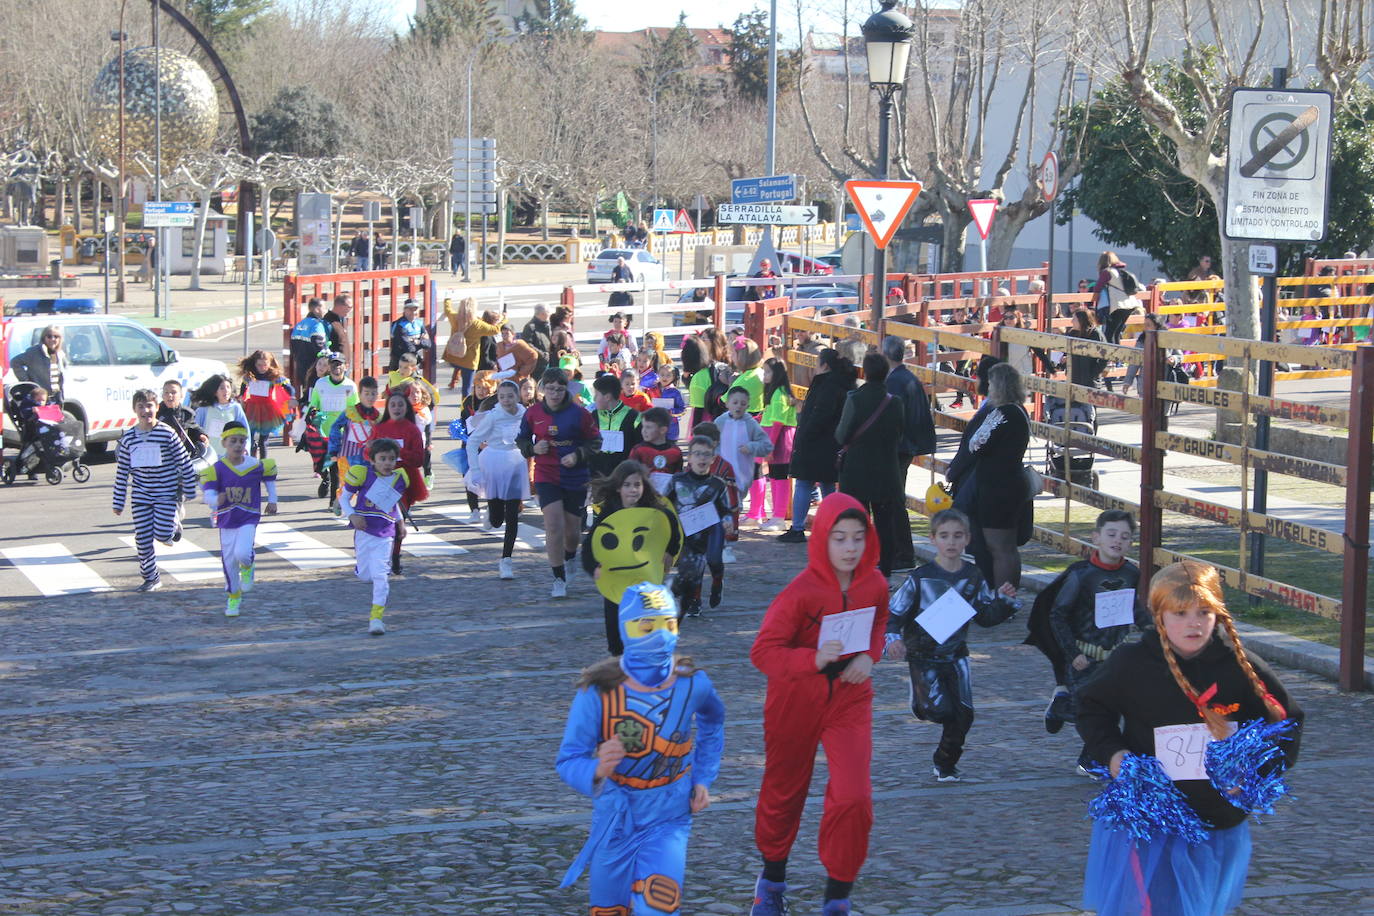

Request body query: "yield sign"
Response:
[673, 208, 696, 233]
[845, 180, 923, 250]
[967, 198, 998, 240]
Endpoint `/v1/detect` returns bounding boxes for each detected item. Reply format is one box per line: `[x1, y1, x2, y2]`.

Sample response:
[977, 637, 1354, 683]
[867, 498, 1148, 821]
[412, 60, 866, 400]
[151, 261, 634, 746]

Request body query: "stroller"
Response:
[3, 381, 90, 485]
[1042, 396, 1098, 490]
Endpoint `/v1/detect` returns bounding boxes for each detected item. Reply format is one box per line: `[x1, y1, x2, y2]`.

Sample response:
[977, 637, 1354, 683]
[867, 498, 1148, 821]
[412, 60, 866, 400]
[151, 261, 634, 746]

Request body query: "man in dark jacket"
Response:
[882, 335, 936, 570]
[778, 349, 856, 543]
[835, 353, 906, 576]
[448, 232, 466, 277]
[11, 326, 67, 404]
[521, 304, 552, 379]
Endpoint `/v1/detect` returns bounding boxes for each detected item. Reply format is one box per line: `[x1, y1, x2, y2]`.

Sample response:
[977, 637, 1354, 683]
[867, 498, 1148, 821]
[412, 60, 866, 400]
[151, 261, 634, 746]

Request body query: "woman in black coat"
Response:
[835, 352, 907, 575]
[947, 362, 1030, 589]
[777, 348, 856, 543]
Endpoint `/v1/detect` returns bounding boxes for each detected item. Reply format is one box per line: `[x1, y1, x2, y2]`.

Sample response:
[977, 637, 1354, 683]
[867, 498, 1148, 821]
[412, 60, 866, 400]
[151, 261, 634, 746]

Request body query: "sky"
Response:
[382, 0, 815, 36]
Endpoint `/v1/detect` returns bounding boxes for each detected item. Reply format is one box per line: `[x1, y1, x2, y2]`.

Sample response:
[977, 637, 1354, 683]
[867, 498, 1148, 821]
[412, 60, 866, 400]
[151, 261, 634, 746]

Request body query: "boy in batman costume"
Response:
[557, 583, 726, 914]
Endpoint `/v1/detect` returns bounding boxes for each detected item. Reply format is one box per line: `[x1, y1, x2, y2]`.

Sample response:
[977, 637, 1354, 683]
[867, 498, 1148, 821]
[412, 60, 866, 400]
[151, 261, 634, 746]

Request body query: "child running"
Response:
[1047, 510, 1149, 771]
[464, 379, 529, 579]
[198, 423, 277, 616]
[309, 353, 357, 499]
[590, 373, 641, 479]
[340, 437, 408, 635]
[668, 435, 736, 618]
[1077, 560, 1302, 916]
[749, 493, 889, 916]
[883, 508, 1020, 780]
[647, 364, 686, 441]
[326, 376, 380, 513]
[753, 359, 797, 531]
[190, 374, 248, 460]
[370, 390, 430, 574]
[112, 389, 198, 592]
[628, 406, 683, 496]
[556, 582, 725, 916]
[235, 349, 294, 459]
[715, 386, 772, 539]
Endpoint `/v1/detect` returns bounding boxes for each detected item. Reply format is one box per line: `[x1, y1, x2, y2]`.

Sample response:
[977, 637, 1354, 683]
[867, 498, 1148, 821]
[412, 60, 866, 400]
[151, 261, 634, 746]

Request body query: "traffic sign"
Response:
[1039, 151, 1059, 202]
[1224, 88, 1333, 242]
[968, 198, 998, 240]
[844, 180, 923, 250]
[1249, 244, 1278, 275]
[143, 201, 196, 228]
[731, 174, 798, 204]
[673, 209, 695, 233]
[716, 204, 819, 226]
[651, 208, 676, 232]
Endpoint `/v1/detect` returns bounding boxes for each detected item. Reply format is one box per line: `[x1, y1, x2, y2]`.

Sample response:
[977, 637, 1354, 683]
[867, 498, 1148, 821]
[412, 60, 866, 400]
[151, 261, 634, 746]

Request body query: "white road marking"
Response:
[1, 543, 113, 596]
[118, 535, 223, 582]
[255, 521, 352, 570]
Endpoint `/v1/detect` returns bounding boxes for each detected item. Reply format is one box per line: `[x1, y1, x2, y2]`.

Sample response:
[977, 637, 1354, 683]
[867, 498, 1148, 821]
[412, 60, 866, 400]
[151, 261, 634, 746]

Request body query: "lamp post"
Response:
[861, 0, 914, 335]
[111, 0, 130, 304]
[650, 66, 694, 214]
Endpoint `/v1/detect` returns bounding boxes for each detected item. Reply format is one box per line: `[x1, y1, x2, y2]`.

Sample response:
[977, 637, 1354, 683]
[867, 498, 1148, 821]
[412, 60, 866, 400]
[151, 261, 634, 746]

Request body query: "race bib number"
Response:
[130, 443, 162, 468]
[247, 380, 271, 398]
[1094, 589, 1137, 628]
[1154, 722, 1235, 781]
[320, 390, 348, 413]
[818, 606, 876, 655]
[497, 353, 516, 371]
[365, 477, 402, 513]
[600, 429, 625, 453]
[678, 501, 720, 536]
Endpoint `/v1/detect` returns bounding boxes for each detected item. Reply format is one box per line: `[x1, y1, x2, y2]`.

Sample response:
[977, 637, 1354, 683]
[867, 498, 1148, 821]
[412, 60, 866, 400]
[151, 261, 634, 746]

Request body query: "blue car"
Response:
[13, 298, 99, 316]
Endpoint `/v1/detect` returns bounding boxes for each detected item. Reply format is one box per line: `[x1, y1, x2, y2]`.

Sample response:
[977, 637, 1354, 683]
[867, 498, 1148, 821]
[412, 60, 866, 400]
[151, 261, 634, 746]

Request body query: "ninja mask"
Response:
[591, 506, 677, 602]
[617, 582, 680, 687]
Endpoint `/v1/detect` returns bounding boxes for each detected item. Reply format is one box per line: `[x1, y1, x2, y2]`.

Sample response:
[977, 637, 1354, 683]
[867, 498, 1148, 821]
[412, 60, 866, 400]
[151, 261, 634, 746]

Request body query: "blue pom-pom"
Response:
[1205, 718, 1298, 818]
[448, 417, 469, 441]
[1087, 753, 1210, 847]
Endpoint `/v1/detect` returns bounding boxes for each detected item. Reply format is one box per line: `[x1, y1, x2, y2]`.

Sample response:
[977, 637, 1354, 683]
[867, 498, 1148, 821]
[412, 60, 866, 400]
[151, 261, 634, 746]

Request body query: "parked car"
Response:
[673, 283, 860, 330]
[1, 315, 227, 451]
[814, 250, 844, 271]
[586, 248, 667, 284]
[777, 251, 835, 276]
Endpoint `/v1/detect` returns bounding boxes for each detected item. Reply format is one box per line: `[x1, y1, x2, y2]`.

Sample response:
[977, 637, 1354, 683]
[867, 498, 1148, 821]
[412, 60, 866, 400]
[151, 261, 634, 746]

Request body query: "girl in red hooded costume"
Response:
[748, 492, 890, 916]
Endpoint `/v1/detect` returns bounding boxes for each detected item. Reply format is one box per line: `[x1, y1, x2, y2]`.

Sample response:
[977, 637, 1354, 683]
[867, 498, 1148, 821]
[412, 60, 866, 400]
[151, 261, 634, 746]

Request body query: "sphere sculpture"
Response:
[89, 46, 218, 168]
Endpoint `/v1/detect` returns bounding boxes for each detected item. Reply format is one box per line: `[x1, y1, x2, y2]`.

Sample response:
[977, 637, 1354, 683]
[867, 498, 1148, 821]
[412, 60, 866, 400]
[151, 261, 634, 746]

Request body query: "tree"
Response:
[727, 9, 800, 103]
[514, 0, 586, 35]
[249, 86, 345, 158]
[409, 0, 500, 49]
[183, 0, 273, 49]
[637, 14, 700, 106]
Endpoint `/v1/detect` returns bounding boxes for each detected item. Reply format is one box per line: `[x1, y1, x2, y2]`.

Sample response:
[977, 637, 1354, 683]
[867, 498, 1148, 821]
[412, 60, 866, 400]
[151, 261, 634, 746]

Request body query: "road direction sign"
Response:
[968, 198, 998, 240]
[1249, 244, 1278, 275]
[652, 208, 676, 232]
[143, 201, 196, 228]
[731, 174, 798, 204]
[673, 209, 695, 233]
[1224, 88, 1333, 242]
[715, 204, 819, 226]
[844, 180, 923, 249]
[1039, 151, 1059, 202]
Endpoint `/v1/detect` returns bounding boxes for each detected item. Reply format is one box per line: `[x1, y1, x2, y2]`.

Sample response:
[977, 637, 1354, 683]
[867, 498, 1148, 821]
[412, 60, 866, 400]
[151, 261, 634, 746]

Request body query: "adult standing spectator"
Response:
[495, 325, 539, 382]
[521, 303, 553, 380]
[945, 362, 1030, 590]
[350, 231, 371, 272]
[882, 335, 936, 571]
[835, 353, 906, 576]
[608, 256, 635, 309]
[1066, 309, 1108, 390]
[289, 297, 330, 392]
[323, 294, 352, 358]
[448, 232, 467, 277]
[373, 234, 390, 270]
[550, 306, 578, 367]
[10, 325, 67, 404]
[442, 297, 506, 394]
[1184, 253, 1221, 303]
[388, 299, 430, 372]
[836, 315, 868, 366]
[778, 348, 856, 543]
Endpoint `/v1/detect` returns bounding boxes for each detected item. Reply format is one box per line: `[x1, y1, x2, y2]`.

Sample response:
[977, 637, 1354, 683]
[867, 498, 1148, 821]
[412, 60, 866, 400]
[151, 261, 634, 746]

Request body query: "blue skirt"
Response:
[1083, 820, 1251, 916]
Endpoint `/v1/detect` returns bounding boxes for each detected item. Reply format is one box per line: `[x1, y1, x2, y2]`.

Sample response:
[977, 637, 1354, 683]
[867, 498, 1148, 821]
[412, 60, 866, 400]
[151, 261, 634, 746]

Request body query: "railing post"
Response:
[1137, 328, 1166, 585]
[560, 285, 575, 313]
[1339, 345, 1374, 691]
[713, 273, 726, 329]
[915, 299, 930, 367]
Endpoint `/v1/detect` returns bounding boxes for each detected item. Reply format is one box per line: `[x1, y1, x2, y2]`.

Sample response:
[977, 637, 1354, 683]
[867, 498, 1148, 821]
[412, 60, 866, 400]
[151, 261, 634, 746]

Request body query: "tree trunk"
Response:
[940, 214, 970, 272]
[55, 176, 67, 227]
[188, 188, 213, 291]
[70, 177, 82, 234]
[540, 197, 550, 241]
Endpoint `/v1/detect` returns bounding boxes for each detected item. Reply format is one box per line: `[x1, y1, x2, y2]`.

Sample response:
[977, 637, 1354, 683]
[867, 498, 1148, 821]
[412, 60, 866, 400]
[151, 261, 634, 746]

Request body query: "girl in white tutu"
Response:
[465, 380, 530, 579]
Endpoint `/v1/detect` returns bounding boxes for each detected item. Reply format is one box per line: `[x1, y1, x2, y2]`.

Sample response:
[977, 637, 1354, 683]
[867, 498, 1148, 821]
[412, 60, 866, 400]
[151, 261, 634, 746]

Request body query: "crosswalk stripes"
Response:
[400, 532, 468, 557]
[118, 536, 223, 583]
[0, 543, 113, 597]
[254, 521, 353, 570]
[426, 503, 545, 551]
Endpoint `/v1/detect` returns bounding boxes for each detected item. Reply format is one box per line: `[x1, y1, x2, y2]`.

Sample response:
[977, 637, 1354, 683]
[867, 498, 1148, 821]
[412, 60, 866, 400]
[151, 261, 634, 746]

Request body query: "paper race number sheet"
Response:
[818, 606, 876, 656]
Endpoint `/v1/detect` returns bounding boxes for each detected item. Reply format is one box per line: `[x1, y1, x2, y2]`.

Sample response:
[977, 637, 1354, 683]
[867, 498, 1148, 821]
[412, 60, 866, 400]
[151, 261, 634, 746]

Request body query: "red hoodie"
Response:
[751, 492, 890, 681]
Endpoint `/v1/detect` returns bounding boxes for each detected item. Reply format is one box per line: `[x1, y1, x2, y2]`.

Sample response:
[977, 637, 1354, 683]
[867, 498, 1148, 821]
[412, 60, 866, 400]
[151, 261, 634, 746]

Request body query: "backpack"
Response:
[703, 362, 735, 419]
[1117, 266, 1141, 297]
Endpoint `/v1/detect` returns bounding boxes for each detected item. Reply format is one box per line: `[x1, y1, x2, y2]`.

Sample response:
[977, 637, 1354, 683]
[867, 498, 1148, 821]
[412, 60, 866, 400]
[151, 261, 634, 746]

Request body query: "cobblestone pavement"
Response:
[2, 477, 1372, 915]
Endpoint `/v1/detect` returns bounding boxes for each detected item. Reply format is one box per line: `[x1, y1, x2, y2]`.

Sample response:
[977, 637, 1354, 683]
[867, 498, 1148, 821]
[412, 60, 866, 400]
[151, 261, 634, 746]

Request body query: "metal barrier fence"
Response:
[282, 267, 433, 382]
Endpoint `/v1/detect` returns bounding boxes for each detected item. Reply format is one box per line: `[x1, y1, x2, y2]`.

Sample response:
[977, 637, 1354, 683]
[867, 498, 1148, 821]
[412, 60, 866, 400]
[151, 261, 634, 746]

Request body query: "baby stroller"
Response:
[1042, 396, 1098, 490]
[3, 382, 90, 485]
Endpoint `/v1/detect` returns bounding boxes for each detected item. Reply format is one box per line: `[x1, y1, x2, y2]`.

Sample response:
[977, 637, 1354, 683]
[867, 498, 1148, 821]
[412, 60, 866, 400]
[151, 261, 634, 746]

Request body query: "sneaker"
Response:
[682, 594, 703, 619]
[750, 876, 789, 916]
[1076, 764, 1095, 778]
[821, 900, 851, 916]
[369, 617, 386, 636]
[225, 594, 241, 617]
[466, 509, 482, 525]
[933, 765, 962, 782]
[777, 529, 806, 544]
[330, 502, 342, 518]
[709, 579, 723, 609]
[240, 564, 255, 595]
[481, 517, 497, 533]
[498, 557, 514, 579]
[551, 577, 567, 599]
[136, 578, 163, 593]
[1045, 690, 1071, 734]
[722, 545, 737, 564]
[759, 519, 782, 532]
[171, 524, 183, 544]
[317, 478, 330, 498]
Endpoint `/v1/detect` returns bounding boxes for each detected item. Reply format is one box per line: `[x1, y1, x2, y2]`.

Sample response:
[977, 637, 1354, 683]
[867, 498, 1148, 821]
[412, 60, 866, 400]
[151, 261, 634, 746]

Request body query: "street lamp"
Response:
[861, 0, 914, 334]
[650, 66, 695, 214]
[111, 0, 130, 303]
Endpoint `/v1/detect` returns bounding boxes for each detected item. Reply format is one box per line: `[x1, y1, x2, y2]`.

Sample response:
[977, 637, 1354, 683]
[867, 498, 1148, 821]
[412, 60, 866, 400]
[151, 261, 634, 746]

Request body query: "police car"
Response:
[2, 315, 227, 450]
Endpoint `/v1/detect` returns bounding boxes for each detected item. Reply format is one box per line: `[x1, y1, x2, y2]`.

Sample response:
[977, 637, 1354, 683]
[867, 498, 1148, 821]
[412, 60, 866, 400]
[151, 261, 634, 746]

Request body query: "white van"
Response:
[2, 315, 227, 450]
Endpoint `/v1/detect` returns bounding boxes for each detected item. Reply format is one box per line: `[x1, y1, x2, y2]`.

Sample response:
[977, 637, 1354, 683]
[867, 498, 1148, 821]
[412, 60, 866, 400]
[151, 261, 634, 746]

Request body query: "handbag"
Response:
[835, 393, 892, 472]
[444, 330, 468, 362]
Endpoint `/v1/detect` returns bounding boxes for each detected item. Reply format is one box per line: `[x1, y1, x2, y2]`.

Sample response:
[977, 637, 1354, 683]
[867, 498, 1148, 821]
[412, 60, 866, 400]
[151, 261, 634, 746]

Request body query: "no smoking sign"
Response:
[1224, 88, 1333, 242]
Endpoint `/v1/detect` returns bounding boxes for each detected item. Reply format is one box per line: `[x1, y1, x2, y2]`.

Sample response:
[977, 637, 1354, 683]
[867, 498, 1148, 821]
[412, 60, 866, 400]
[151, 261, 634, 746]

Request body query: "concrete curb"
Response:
[144, 308, 281, 339]
[904, 536, 1371, 691]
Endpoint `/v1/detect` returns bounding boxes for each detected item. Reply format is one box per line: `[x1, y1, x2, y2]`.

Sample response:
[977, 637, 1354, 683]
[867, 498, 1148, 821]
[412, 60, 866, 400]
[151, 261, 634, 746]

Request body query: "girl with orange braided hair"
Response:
[1076, 560, 1303, 916]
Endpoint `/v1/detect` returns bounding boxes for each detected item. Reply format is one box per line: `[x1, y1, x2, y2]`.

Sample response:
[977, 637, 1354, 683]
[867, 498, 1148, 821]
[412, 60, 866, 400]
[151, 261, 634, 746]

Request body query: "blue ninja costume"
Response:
[556, 583, 727, 915]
